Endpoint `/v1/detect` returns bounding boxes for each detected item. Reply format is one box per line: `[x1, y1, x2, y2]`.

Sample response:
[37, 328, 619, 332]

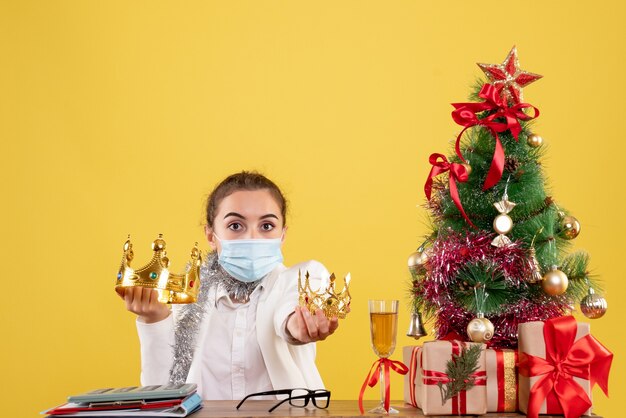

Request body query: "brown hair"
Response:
[205, 171, 288, 228]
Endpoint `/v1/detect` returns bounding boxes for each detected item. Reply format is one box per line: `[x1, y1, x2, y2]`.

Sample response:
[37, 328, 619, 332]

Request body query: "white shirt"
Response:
[136, 260, 329, 399]
[200, 284, 275, 400]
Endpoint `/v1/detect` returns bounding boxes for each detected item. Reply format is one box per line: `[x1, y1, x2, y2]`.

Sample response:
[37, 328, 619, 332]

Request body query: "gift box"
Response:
[403, 341, 487, 415]
[518, 316, 613, 418]
[485, 348, 518, 412]
[403, 346, 423, 409]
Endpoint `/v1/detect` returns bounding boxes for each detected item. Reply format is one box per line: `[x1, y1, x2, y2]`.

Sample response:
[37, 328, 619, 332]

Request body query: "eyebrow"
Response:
[224, 212, 245, 220]
[223, 212, 279, 220]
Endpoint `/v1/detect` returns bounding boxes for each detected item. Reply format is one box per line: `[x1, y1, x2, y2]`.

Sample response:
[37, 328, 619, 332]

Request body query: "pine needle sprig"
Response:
[437, 344, 483, 405]
[452, 262, 519, 314]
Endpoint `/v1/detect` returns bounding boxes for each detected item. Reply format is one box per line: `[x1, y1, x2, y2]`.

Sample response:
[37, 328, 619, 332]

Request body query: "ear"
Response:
[280, 226, 288, 245]
[205, 225, 217, 251]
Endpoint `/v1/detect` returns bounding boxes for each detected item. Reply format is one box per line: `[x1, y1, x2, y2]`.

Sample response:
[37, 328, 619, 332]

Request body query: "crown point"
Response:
[152, 236, 166, 251]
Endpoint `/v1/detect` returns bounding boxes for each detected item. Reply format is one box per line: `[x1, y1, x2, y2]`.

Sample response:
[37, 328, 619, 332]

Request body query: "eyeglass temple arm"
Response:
[268, 397, 297, 413]
[236, 389, 294, 409]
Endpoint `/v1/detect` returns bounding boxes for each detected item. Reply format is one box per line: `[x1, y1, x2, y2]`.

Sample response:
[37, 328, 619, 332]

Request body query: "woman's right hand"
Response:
[119, 287, 171, 324]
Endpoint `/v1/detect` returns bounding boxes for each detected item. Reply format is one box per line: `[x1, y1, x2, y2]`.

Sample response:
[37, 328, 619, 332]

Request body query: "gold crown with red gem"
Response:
[115, 234, 202, 304]
[298, 270, 351, 319]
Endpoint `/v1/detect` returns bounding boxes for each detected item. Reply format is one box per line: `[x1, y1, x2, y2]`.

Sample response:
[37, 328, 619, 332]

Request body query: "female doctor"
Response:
[120, 171, 340, 400]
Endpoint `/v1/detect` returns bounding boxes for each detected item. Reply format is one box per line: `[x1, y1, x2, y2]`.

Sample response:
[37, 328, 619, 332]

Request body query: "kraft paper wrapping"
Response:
[404, 341, 487, 415]
[518, 321, 592, 416]
[403, 346, 423, 408]
[485, 348, 518, 412]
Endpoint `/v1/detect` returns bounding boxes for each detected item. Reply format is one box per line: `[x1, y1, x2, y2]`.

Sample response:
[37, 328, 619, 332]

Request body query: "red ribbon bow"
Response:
[518, 316, 613, 418]
[424, 153, 475, 228]
[358, 358, 408, 414]
[451, 83, 539, 190]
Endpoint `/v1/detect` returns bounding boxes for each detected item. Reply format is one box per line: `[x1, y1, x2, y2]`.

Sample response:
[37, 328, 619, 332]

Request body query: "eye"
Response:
[261, 222, 275, 231]
[228, 222, 243, 231]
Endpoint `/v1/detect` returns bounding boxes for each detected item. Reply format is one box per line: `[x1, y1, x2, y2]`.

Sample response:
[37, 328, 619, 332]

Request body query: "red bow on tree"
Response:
[424, 153, 475, 228]
[518, 316, 613, 418]
[451, 84, 539, 190]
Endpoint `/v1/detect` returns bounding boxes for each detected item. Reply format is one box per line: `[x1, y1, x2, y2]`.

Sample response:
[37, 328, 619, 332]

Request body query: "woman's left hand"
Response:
[286, 306, 339, 343]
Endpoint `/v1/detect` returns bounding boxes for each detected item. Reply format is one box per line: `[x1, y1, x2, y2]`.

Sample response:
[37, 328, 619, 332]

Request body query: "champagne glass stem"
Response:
[379, 366, 385, 409]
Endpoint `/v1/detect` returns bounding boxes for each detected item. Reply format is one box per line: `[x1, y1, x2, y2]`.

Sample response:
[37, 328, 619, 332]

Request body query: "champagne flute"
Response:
[368, 299, 399, 414]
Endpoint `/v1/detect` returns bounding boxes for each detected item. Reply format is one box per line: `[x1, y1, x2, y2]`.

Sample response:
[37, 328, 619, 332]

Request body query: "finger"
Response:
[328, 317, 339, 334]
[302, 308, 319, 340]
[314, 309, 330, 338]
[144, 289, 160, 314]
[124, 287, 137, 311]
[148, 289, 160, 307]
[141, 287, 152, 307]
[293, 307, 309, 342]
[132, 287, 148, 313]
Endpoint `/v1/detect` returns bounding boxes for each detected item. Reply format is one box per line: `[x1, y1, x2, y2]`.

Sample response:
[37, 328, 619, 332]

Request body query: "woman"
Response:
[121, 171, 340, 400]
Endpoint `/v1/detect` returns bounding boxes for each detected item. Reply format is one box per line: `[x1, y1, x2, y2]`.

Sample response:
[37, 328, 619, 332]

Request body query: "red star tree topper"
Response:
[477, 46, 542, 104]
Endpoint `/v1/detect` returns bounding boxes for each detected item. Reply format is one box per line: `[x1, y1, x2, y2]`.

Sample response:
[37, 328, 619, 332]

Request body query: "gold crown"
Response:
[298, 270, 351, 319]
[115, 234, 202, 304]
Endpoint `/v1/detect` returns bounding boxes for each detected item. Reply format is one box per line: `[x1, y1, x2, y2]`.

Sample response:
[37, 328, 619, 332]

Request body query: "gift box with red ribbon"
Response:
[403, 346, 424, 409]
[485, 348, 518, 412]
[403, 341, 487, 415]
[518, 316, 613, 418]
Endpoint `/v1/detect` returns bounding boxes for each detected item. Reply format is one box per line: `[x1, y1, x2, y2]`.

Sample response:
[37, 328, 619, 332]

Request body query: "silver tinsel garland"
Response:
[168, 252, 263, 383]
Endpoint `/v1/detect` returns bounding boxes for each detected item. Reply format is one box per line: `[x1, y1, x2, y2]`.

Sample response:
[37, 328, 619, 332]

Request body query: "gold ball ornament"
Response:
[580, 288, 608, 319]
[493, 214, 513, 235]
[559, 215, 581, 240]
[408, 249, 429, 272]
[462, 163, 472, 176]
[541, 266, 569, 296]
[467, 314, 494, 343]
[527, 133, 543, 148]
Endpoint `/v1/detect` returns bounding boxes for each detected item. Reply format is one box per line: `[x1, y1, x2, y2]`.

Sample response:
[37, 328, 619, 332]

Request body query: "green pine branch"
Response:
[451, 262, 520, 314]
[437, 344, 483, 405]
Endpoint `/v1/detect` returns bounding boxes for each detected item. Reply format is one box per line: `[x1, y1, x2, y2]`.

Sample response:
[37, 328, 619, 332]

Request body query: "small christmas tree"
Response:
[409, 47, 607, 348]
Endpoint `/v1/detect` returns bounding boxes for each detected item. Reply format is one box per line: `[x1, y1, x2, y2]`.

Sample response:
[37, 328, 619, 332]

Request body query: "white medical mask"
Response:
[213, 233, 284, 282]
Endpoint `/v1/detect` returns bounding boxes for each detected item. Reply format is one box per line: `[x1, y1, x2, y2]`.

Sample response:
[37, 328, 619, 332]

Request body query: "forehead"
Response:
[216, 189, 282, 219]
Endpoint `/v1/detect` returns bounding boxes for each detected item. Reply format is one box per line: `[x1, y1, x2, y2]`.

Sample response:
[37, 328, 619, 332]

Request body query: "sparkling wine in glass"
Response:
[368, 299, 399, 414]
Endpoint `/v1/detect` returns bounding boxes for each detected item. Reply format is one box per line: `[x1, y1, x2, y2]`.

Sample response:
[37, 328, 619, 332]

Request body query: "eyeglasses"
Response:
[236, 388, 331, 413]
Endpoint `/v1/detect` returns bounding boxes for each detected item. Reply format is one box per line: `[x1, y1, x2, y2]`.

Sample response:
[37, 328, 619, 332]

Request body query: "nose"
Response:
[250, 230, 262, 239]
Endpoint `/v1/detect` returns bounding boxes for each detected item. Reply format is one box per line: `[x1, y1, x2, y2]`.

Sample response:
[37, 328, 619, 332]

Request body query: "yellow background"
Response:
[1, 1, 624, 416]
